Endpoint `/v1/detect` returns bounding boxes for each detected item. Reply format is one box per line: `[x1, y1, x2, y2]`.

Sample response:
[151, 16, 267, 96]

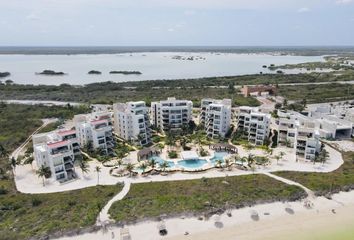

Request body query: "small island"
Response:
[0, 72, 11, 78]
[109, 71, 142, 75]
[37, 70, 66, 76]
[88, 70, 102, 75]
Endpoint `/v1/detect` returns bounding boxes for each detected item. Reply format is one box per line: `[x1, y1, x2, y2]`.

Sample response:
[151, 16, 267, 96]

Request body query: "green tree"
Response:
[159, 161, 169, 172]
[95, 166, 101, 185]
[140, 162, 148, 174]
[36, 165, 51, 186]
[125, 163, 134, 177]
[149, 159, 157, 170]
[24, 156, 34, 169]
[0, 144, 8, 158]
[79, 160, 90, 175]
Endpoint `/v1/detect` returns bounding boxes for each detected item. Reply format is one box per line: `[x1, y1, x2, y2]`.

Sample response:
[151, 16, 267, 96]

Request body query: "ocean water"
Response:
[0, 52, 324, 85]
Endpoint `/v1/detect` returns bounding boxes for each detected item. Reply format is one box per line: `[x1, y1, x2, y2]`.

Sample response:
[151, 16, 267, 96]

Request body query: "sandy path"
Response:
[96, 181, 131, 225]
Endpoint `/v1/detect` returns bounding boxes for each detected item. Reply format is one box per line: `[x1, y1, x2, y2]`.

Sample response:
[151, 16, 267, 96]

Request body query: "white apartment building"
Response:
[275, 110, 321, 161]
[33, 129, 81, 182]
[74, 113, 114, 155]
[315, 115, 353, 139]
[151, 97, 193, 132]
[113, 101, 151, 145]
[236, 106, 271, 145]
[200, 98, 232, 138]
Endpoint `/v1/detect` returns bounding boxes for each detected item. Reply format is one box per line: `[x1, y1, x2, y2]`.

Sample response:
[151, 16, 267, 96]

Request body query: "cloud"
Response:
[184, 9, 196, 15]
[167, 28, 175, 32]
[335, 0, 353, 4]
[26, 13, 41, 21]
[297, 7, 310, 13]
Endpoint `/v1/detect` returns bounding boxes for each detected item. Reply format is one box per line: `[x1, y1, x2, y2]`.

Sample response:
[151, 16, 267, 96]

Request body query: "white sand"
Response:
[15, 144, 343, 194]
[57, 190, 354, 240]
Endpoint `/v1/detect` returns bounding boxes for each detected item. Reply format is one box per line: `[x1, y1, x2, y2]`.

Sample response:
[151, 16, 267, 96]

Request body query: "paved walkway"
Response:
[96, 180, 131, 225]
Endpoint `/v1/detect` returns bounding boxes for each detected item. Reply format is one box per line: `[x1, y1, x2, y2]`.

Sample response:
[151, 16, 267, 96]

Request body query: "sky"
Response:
[0, 0, 354, 46]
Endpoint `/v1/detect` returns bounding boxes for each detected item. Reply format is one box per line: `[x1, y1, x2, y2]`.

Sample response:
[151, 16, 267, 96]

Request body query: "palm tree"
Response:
[95, 166, 101, 185]
[275, 154, 281, 165]
[279, 151, 285, 160]
[320, 149, 329, 166]
[36, 165, 51, 186]
[125, 163, 134, 177]
[246, 154, 255, 167]
[149, 159, 157, 170]
[116, 159, 123, 168]
[224, 158, 232, 171]
[159, 161, 169, 172]
[24, 156, 34, 170]
[215, 159, 223, 168]
[79, 160, 90, 175]
[140, 162, 148, 174]
[10, 157, 17, 174]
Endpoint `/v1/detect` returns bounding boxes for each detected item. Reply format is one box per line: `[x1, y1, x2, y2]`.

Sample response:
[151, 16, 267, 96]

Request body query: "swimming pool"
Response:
[149, 156, 175, 168]
[178, 159, 208, 169]
[210, 151, 229, 164]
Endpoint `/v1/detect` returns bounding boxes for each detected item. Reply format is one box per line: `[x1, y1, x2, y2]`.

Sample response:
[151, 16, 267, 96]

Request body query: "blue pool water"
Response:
[178, 159, 208, 169]
[149, 156, 175, 168]
[210, 151, 229, 164]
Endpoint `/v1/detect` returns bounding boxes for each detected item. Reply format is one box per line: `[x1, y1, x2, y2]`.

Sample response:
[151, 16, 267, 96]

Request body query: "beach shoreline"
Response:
[58, 190, 354, 240]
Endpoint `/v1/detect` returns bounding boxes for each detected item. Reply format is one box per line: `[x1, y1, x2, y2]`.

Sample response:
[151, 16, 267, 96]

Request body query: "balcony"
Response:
[64, 162, 74, 170]
[63, 156, 73, 163]
[51, 146, 69, 155]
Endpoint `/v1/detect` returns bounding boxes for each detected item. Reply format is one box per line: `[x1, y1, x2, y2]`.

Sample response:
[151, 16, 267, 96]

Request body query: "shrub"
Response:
[168, 151, 178, 159]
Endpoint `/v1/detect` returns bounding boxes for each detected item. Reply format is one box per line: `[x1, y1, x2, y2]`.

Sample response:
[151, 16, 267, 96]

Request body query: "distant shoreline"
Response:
[0, 46, 353, 56]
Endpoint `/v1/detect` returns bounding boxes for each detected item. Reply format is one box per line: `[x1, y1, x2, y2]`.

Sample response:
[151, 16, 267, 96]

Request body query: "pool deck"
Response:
[14, 144, 343, 194]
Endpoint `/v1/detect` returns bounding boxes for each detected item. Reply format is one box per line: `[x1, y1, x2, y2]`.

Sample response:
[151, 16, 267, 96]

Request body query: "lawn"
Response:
[108, 174, 306, 222]
[274, 151, 354, 196]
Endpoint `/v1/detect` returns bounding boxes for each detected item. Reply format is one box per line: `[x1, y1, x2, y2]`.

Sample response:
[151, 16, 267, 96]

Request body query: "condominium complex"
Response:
[200, 98, 232, 138]
[276, 110, 321, 161]
[33, 129, 81, 182]
[236, 106, 271, 145]
[113, 101, 151, 145]
[74, 112, 114, 155]
[151, 97, 193, 132]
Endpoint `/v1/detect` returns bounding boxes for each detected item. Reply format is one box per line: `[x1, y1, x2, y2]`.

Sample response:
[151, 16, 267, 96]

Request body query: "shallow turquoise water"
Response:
[210, 151, 229, 164]
[177, 159, 208, 169]
[149, 156, 175, 168]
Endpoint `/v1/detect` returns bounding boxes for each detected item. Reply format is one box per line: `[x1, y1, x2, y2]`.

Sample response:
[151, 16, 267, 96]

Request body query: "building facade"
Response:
[113, 101, 151, 145]
[151, 97, 193, 132]
[236, 106, 271, 145]
[275, 110, 321, 161]
[74, 112, 114, 155]
[33, 129, 81, 182]
[200, 98, 232, 138]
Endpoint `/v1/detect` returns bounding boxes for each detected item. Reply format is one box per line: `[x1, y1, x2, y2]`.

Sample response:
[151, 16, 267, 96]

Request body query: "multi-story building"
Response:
[113, 101, 151, 145]
[295, 127, 320, 161]
[275, 110, 321, 161]
[236, 106, 271, 145]
[33, 129, 81, 182]
[74, 113, 114, 155]
[200, 98, 232, 138]
[151, 97, 193, 132]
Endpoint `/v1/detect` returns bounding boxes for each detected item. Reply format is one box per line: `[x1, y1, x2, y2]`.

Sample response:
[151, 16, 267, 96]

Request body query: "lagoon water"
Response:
[0, 52, 324, 85]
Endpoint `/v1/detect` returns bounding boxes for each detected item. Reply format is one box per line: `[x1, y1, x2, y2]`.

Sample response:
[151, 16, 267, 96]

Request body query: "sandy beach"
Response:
[58, 190, 354, 240]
